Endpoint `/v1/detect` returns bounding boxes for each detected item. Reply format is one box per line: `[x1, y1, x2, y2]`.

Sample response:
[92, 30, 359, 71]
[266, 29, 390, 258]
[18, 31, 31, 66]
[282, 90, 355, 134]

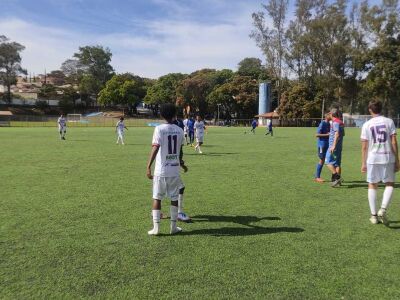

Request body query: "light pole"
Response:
[217, 103, 221, 126]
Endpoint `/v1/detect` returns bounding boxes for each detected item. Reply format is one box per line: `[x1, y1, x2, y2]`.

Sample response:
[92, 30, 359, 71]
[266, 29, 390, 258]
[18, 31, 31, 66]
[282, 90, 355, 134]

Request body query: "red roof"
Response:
[255, 111, 279, 118]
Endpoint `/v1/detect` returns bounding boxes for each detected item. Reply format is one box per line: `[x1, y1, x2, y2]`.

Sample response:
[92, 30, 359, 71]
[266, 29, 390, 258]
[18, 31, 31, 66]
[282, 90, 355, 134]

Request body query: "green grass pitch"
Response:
[1, 126, 400, 299]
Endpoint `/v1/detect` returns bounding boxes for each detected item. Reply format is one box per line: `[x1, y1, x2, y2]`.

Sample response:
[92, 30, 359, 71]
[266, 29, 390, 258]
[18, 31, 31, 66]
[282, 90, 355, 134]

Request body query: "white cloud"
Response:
[0, 7, 263, 78]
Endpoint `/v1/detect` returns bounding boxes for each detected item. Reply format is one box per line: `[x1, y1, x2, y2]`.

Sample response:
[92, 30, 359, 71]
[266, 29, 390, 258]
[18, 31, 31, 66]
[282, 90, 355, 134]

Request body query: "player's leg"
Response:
[326, 150, 342, 187]
[169, 177, 182, 234]
[62, 128, 66, 139]
[270, 129, 273, 136]
[314, 147, 326, 182]
[378, 164, 395, 225]
[177, 186, 191, 222]
[368, 183, 379, 224]
[148, 176, 165, 235]
[120, 132, 125, 145]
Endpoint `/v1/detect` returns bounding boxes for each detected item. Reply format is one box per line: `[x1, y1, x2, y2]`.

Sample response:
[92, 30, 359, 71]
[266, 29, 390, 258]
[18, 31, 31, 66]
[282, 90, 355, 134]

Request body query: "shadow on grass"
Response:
[389, 221, 400, 229]
[184, 152, 239, 156]
[168, 215, 304, 237]
[342, 182, 400, 189]
[180, 226, 304, 236]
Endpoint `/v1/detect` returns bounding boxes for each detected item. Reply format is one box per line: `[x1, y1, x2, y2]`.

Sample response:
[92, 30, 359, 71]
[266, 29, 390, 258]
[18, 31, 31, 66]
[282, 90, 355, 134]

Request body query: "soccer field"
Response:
[1, 127, 400, 299]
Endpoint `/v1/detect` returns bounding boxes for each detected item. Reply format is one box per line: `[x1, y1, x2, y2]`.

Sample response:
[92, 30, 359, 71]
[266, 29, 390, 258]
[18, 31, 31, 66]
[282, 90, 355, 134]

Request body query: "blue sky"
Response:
[0, 0, 267, 78]
[0, 0, 382, 78]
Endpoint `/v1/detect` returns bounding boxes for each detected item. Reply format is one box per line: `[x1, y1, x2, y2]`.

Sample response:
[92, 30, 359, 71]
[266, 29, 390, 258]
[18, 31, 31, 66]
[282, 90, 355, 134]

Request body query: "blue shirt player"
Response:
[325, 107, 345, 187]
[250, 119, 258, 134]
[314, 114, 331, 183]
[187, 117, 195, 146]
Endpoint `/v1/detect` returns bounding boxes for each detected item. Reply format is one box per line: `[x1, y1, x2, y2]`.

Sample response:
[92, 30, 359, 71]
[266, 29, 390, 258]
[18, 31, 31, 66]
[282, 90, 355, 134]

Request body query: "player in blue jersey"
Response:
[265, 118, 273, 136]
[250, 119, 258, 134]
[325, 106, 345, 187]
[187, 116, 195, 146]
[314, 114, 331, 183]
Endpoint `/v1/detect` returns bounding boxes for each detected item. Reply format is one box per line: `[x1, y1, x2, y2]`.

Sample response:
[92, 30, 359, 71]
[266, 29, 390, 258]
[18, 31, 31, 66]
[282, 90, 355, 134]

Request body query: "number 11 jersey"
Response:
[361, 116, 397, 165]
[152, 123, 185, 177]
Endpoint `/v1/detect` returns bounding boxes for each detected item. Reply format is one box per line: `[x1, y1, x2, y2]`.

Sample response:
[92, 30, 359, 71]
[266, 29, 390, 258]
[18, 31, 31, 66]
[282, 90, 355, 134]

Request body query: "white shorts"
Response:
[152, 176, 184, 201]
[117, 130, 124, 138]
[367, 163, 395, 183]
[58, 126, 66, 132]
[196, 135, 204, 143]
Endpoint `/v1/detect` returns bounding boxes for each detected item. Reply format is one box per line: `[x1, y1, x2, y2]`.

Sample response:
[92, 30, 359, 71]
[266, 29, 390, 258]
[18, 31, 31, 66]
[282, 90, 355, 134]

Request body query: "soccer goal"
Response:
[67, 114, 82, 122]
[343, 114, 372, 128]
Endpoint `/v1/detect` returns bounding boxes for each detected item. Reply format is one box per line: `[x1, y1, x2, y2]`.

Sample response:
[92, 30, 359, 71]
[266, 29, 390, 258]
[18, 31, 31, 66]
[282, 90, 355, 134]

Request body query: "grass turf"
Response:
[1, 126, 400, 299]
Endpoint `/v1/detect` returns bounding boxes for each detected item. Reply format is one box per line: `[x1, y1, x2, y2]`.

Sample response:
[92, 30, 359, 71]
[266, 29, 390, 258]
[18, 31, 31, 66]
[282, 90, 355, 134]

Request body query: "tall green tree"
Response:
[251, 0, 289, 106]
[144, 73, 186, 106]
[98, 73, 146, 106]
[0, 35, 26, 103]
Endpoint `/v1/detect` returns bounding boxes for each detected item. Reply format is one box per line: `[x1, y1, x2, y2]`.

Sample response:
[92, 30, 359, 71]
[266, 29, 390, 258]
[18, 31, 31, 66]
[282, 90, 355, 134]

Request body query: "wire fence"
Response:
[2, 115, 400, 128]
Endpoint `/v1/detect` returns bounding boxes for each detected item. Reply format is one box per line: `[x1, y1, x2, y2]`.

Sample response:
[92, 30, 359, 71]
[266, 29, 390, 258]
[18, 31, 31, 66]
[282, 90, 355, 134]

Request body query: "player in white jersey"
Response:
[115, 117, 128, 145]
[194, 115, 206, 154]
[147, 104, 188, 235]
[361, 100, 400, 225]
[58, 114, 67, 140]
[183, 117, 189, 145]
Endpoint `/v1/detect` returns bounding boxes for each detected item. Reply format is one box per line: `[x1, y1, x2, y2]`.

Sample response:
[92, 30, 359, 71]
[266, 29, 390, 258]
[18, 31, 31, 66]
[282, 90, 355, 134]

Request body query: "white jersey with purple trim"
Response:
[361, 115, 396, 164]
[152, 123, 184, 177]
[194, 121, 205, 137]
[116, 120, 125, 132]
[58, 117, 66, 128]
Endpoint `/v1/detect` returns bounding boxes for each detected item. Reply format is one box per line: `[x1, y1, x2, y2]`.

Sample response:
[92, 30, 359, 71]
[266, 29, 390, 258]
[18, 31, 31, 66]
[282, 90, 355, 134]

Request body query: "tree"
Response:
[251, 0, 288, 106]
[237, 57, 265, 79]
[144, 73, 186, 106]
[98, 73, 146, 106]
[0, 35, 26, 103]
[73, 45, 114, 86]
[38, 84, 58, 100]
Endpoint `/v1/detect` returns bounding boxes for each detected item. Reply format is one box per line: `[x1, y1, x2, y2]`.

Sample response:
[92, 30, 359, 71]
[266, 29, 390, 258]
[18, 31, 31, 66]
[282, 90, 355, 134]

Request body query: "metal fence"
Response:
[2, 115, 400, 128]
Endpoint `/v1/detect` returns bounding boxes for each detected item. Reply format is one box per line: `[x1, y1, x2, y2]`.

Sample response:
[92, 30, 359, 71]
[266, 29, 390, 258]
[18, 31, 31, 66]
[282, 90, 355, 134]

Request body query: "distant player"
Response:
[187, 116, 195, 146]
[194, 115, 206, 154]
[265, 118, 273, 136]
[325, 106, 345, 187]
[361, 100, 399, 225]
[314, 114, 331, 182]
[147, 104, 188, 235]
[173, 118, 192, 222]
[183, 116, 189, 145]
[58, 114, 67, 140]
[250, 119, 258, 134]
[115, 117, 128, 145]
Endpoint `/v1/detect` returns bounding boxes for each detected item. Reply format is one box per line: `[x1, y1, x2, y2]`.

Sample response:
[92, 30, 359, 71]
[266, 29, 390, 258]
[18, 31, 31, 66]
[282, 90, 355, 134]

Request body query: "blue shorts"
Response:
[325, 148, 342, 167]
[317, 145, 328, 160]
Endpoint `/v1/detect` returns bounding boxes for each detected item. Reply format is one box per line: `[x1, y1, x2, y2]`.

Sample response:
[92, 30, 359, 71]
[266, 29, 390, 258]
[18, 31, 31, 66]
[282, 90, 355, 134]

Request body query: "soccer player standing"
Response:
[115, 117, 128, 145]
[325, 107, 345, 187]
[250, 119, 258, 134]
[58, 114, 67, 140]
[314, 114, 331, 182]
[265, 118, 273, 136]
[183, 116, 189, 145]
[187, 116, 195, 146]
[147, 104, 188, 235]
[194, 115, 206, 154]
[361, 100, 399, 225]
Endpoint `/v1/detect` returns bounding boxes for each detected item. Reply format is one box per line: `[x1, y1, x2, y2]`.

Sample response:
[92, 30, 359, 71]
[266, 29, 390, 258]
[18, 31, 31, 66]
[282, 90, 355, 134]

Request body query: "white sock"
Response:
[178, 194, 184, 214]
[368, 189, 377, 215]
[381, 186, 394, 210]
[170, 205, 178, 230]
[198, 146, 202, 152]
[152, 210, 161, 231]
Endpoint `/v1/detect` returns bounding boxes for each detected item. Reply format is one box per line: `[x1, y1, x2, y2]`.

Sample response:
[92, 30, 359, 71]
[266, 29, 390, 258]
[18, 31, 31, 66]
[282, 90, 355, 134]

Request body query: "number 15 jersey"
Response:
[152, 123, 185, 177]
[361, 116, 397, 165]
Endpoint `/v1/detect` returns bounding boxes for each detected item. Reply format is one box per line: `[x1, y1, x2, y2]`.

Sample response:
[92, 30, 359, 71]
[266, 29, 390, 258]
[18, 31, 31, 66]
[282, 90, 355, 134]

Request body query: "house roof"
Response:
[0, 111, 13, 116]
[255, 111, 279, 118]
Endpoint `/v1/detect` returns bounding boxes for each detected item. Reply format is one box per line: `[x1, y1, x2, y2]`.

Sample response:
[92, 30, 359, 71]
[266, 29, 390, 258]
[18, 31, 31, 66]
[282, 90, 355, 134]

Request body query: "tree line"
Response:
[1, 0, 399, 119]
[252, 0, 400, 118]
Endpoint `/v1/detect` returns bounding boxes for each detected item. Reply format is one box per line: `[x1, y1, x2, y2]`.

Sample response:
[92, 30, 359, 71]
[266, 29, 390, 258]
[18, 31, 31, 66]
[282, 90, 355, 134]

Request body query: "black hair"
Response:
[160, 103, 177, 120]
[368, 100, 383, 114]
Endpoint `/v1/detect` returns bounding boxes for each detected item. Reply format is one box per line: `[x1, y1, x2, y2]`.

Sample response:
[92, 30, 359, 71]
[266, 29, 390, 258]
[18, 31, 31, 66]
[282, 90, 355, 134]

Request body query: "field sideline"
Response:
[1, 127, 400, 299]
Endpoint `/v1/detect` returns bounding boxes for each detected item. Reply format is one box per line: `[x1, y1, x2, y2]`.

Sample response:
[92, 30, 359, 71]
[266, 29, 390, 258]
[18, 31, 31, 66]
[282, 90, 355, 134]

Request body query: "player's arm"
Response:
[125, 125, 128, 130]
[179, 145, 188, 173]
[146, 145, 160, 179]
[330, 130, 340, 152]
[390, 134, 400, 172]
[361, 139, 368, 173]
[316, 133, 329, 137]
